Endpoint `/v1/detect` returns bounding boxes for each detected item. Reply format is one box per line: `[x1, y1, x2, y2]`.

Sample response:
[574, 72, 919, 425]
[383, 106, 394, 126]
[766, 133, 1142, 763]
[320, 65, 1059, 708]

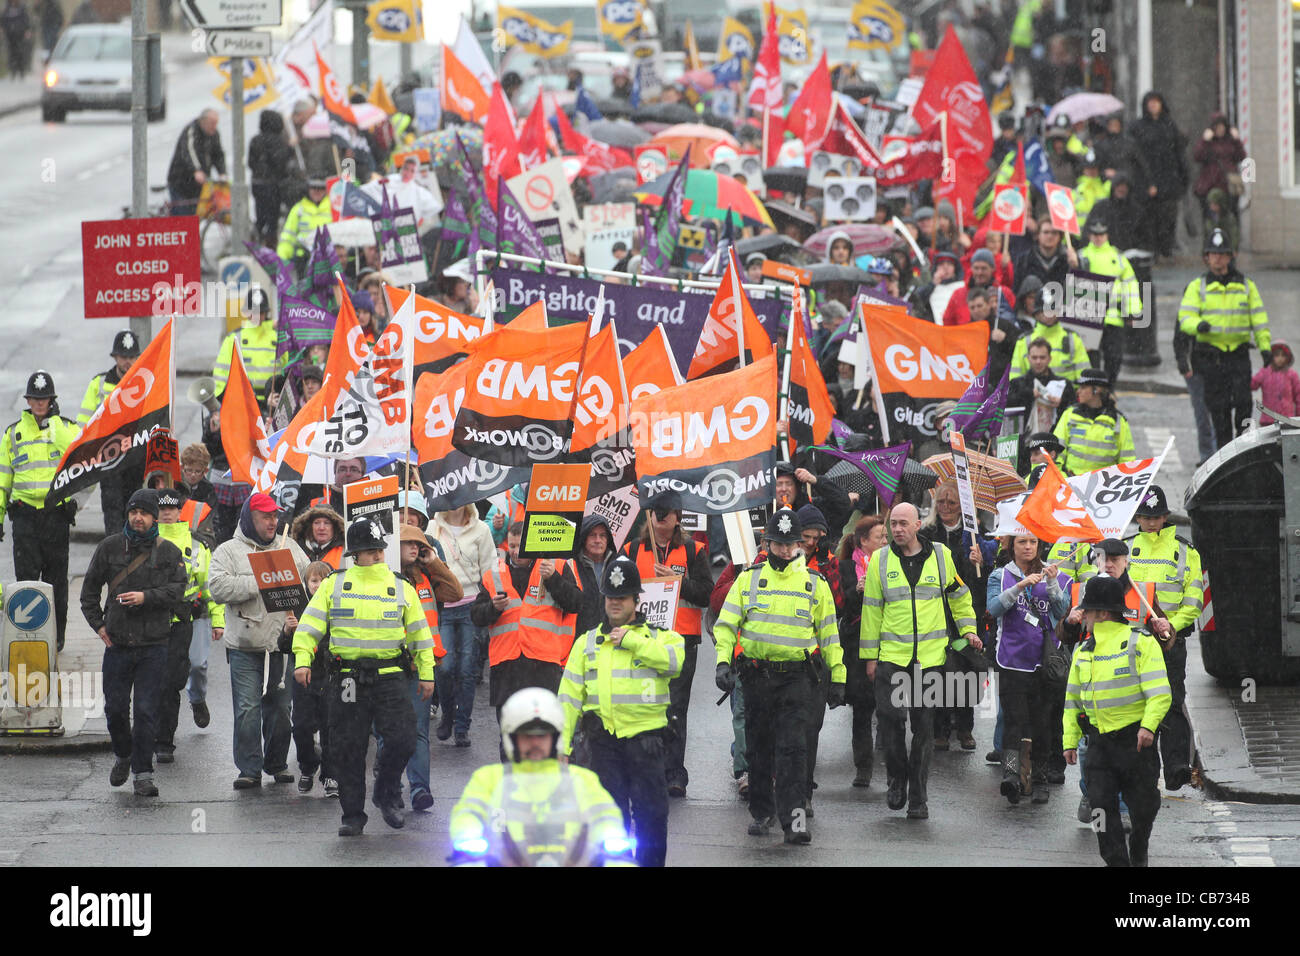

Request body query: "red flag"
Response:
[1012, 141, 1028, 185]
[912, 25, 992, 165]
[785, 50, 833, 154]
[746, 4, 782, 112]
[314, 44, 358, 128]
[1044, 182, 1081, 235]
[933, 149, 987, 232]
[821, 100, 885, 169]
[873, 118, 944, 187]
[624, 325, 683, 400]
[482, 83, 520, 210]
[762, 103, 786, 169]
[441, 42, 490, 124]
[554, 98, 633, 173]
[517, 90, 552, 170]
[1016, 458, 1103, 544]
[687, 248, 774, 379]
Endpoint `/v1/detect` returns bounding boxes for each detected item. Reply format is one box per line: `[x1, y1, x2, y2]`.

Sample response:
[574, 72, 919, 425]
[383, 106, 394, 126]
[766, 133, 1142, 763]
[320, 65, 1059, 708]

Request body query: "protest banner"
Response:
[637, 577, 682, 630]
[506, 159, 582, 259]
[246, 549, 307, 614]
[372, 202, 427, 286]
[343, 474, 400, 569]
[584, 485, 640, 551]
[145, 430, 180, 483]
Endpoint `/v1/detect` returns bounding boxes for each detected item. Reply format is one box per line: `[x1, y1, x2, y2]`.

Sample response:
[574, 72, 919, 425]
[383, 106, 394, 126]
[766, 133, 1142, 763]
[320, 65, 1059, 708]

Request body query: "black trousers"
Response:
[934, 652, 977, 738]
[1192, 346, 1252, 450]
[740, 664, 813, 831]
[100, 459, 146, 537]
[1158, 637, 1191, 784]
[153, 615, 194, 752]
[998, 669, 1053, 774]
[1142, 197, 1180, 258]
[1085, 723, 1162, 866]
[875, 661, 938, 810]
[1046, 681, 1067, 773]
[10, 502, 70, 650]
[251, 183, 281, 246]
[327, 673, 414, 828]
[489, 656, 564, 712]
[102, 643, 166, 775]
[586, 721, 670, 867]
[1100, 324, 1125, 383]
[844, 648, 876, 775]
[805, 657, 829, 795]
[292, 678, 331, 779]
[665, 640, 698, 789]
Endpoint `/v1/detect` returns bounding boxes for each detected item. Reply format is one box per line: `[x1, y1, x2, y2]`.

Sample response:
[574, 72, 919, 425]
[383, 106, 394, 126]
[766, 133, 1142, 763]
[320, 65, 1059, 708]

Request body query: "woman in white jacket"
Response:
[430, 504, 498, 747]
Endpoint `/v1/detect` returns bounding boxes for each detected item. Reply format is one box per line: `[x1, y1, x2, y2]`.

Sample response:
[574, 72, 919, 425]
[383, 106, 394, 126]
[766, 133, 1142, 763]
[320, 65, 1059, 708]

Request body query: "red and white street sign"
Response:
[81, 216, 200, 319]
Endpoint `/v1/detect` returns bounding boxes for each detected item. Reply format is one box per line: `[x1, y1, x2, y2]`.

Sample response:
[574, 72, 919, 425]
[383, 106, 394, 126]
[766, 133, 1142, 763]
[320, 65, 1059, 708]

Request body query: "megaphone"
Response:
[188, 377, 220, 413]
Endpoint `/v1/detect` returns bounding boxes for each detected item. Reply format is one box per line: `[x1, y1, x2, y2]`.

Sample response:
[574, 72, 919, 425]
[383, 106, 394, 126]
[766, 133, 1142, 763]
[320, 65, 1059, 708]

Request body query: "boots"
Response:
[1000, 749, 1020, 804]
[1031, 769, 1049, 804]
[1018, 738, 1032, 799]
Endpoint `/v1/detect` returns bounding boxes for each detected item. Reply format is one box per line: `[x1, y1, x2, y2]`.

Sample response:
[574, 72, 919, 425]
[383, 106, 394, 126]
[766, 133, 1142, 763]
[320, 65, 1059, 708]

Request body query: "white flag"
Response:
[1066, 437, 1174, 539]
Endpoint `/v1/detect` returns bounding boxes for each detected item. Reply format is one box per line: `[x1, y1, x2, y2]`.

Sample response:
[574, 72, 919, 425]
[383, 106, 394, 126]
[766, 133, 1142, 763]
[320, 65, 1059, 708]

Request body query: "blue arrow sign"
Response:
[221, 259, 253, 285]
[7, 587, 50, 632]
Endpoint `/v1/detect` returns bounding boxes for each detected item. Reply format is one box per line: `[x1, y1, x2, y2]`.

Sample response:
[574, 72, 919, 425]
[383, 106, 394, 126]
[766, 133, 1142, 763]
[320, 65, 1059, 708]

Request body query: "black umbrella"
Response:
[735, 233, 806, 260]
[586, 119, 650, 149]
[593, 97, 633, 119]
[588, 168, 639, 203]
[763, 166, 808, 195]
[822, 456, 938, 505]
[765, 199, 819, 238]
[809, 264, 873, 285]
[632, 102, 698, 125]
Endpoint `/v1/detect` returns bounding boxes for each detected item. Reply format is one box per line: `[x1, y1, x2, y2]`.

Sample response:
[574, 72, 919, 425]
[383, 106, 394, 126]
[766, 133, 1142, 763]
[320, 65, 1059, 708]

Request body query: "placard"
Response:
[996, 432, 1019, 469]
[637, 576, 681, 630]
[761, 259, 812, 286]
[81, 216, 200, 319]
[949, 431, 979, 535]
[145, 430, 180, 482]
[584, 485, 640, 551]
[506, 159, 582, 259]
[343, 474, 400, 569]
[247, 548, 307, 614]
[521, 462, 591, 558]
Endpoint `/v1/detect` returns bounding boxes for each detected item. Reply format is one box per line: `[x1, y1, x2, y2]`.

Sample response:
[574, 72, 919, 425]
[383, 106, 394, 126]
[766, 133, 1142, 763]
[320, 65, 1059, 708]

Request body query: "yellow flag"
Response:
[848, 0, 906, 51]
[683, 19, 701, 70]
[497, 4, 574, 57]
[776, 6, 811, 65]
[370, 75, 398, 115]
[718, 16, 755, 64]
[365, 0, 422, 43]
[597, 0, 644, 43]
[209, 57, 277, 113]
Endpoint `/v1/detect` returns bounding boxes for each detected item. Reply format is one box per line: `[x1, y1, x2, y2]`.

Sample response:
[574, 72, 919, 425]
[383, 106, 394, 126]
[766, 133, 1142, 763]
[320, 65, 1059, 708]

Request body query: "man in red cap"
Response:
[209, 492, 310, 789]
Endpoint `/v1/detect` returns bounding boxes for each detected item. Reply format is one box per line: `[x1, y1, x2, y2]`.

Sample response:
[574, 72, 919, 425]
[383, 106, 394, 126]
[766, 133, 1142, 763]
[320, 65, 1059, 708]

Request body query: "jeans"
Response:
[729, 680, 747, 775]
[227, 648, 293, 777]
[1185, 373, 1217, 464]
[169, 188, 199, 217]
[436, 604, 480, 735]
[103, 643, 166, 775]
[375, 676, 431, 797]
[187, 616, 211, 704]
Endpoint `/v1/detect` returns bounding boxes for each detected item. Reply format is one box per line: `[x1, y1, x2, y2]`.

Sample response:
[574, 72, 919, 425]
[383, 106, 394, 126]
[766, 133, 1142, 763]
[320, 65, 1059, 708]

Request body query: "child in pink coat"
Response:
[1252, 341, 1300, 425]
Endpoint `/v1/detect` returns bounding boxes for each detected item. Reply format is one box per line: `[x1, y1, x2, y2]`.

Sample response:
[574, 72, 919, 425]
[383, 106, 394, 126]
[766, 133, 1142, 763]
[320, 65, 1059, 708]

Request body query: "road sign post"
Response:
[0, 582, 63, 735]
[206, 30, 272, 56]
[181, 0, 281, 28]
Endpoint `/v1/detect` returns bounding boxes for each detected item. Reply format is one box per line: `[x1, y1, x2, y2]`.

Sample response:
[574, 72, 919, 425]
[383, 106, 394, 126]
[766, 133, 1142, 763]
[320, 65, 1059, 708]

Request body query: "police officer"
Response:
[1124, 485, 1203, 791]
[1178, 226, 1271, 450]
[0, 371, 79, 651]
[1078, 218, 1141, 379]
[1053, 368, 1135, 476]
[77, 330, 147, 536]
[558, 555, 685, 867]
[213, 288, 280, 399]
[861, 502, 980, 820]
[277, 177, 332, 270]
[714, 507, 845, 844]
[1063, 575, 1172, 867]
[450, 688, 632, 867]
[292, 517, 436, 836]
[1023, 431, 1065, 488]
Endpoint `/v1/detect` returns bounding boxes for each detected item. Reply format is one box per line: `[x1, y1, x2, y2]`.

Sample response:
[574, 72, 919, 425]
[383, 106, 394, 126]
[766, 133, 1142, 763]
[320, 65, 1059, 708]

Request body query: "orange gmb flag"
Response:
[786, 285, 835, 448]
[570, 320, 637, 496]
[221, 339, 272, 486]
[632, 352, 778, 515]
[624, 325, 683, 401]
[315, 43, 358, 128]
[50, 319, 174, 504]
[509, 298, 548, 331]
[389, 286, 485, 380]
[440, 42, 490, 124]
[686, 248, 774, 379]
[1016, 457, 1103, 544]
[451, 321, 588, 467]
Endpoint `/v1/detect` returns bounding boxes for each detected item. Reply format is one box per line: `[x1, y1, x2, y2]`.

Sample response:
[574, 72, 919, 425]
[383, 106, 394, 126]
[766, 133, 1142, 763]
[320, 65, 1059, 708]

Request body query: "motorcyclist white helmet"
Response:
[500, 687, 565, 762]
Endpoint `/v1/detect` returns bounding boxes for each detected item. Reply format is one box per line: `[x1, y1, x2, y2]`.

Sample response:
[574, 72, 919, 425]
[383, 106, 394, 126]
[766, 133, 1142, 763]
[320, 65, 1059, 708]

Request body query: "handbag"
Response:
[1040, 627, 1070, 686]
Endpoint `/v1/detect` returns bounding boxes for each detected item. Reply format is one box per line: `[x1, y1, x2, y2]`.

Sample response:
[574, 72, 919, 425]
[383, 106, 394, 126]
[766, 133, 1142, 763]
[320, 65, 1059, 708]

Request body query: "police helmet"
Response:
[1204, 227, 1234, 255]
[499, 687, 565, 762]
[345, 516, 389, 555]
[1135, 485, 1170, 519]
[247, 287, 271, 315]
[24, 370, 56, 400]
[763, 506, 802, 545]
[1076, 574, 1128, 616]
[601, 554, 641, 598]
[111, 329, 141, 358]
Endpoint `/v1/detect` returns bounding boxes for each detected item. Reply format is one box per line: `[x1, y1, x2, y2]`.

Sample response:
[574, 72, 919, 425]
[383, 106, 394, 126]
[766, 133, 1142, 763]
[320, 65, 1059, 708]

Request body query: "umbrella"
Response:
[735, 234, 806, 260]
[681, 68, 716, 92]
[412, 126, 484, 167]
[350, 102, 390, 131]
[822, 456, 938, 504]
[302, 114, 332, 140]
[586, 119, 650, 149]
[593, 97, 632, 119]
[922, 451, 1027, 513]
[809, 264, 873, 285]
[588, 168, 640, 203]
[765, 199, 819, 237]
[763, 166, 808, 195]
[648, 123, 741, 167]
[1047, 92, 1125, 125]
[803, 223, 900, 258]
[635, 167, 774, 228]
[634, 102, 700, 125]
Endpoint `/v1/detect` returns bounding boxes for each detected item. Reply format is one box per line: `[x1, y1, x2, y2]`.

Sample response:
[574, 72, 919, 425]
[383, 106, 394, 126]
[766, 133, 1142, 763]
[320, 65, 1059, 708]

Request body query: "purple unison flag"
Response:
[244, 242, 294, 296]
[810, 441, 912, 507]
[957, 364, 1011, 442]
[639, 205, 665, 277]
[457, 132, 497, 274]
[497, 178, 548, 261]
[947, 360, 1009, 441]
[648, 149, 690, 274]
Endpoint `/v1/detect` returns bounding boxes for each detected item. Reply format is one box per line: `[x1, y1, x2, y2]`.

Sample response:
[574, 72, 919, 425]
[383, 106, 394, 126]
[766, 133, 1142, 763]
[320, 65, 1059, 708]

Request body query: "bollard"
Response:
[1123, 250, 1161, 368]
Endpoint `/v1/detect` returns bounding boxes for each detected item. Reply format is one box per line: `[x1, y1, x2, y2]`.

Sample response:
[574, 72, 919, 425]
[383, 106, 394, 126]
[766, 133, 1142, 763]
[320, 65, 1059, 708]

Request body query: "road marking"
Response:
[1206, 802, 1277, 866]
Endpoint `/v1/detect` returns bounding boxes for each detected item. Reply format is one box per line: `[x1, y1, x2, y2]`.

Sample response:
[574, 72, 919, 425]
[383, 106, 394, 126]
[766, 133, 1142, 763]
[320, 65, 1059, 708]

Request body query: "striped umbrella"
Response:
[634, 168, 774, 228]
[922, 450, 1026, 513]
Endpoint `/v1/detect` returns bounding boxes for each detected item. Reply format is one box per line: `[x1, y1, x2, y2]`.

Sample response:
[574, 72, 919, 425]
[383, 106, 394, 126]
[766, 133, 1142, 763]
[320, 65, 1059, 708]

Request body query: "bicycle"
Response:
[197, 178, 233, 275]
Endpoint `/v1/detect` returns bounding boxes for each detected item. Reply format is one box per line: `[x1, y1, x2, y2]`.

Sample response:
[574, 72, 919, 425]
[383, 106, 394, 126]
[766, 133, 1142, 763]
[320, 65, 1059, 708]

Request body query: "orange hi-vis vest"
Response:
[504, 488, 526, 526]
[624, 537, 702, 637]
[320, 545, 343, 570]
[180, 498, 211, 535]
[408, 567, 447, 658]
[1070, 579, 1161, 628]
[484, 557, 580, 668]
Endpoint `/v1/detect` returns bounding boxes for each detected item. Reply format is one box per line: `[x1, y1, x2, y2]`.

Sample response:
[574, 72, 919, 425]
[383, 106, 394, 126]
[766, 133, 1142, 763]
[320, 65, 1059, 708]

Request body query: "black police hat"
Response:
[1026, 431, 1064, 454]
[1077, 575, 1128, 615]
[601, 555, 642, 598]
[1204, 227, 1234, 255]
[156, 482, 190, 510]
[345, 516, 389, 555]
[24, 370, 56, 400]
[1135, 485, 1170, 518]
[1092, 537, 1129, 557]
[763, 507, 802, 544]
[1077, 367, 1112, 389]
[111, 329, 141, 358]
[1087, 218, 1109, 235]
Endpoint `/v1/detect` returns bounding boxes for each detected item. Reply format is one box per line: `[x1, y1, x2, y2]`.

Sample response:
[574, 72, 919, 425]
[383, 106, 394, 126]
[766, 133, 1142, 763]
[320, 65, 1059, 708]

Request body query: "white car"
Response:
[41, 23, 166, 123]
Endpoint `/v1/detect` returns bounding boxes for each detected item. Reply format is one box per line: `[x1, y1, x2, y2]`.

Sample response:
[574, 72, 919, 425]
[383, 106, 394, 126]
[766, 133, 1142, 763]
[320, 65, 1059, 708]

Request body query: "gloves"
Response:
[0, 524, 5, 542]
[1263, 350, 1274, 365]
[828, 683, 846, 709]
[714, 662, 735, 693]
[1196, 320, 1211, 334]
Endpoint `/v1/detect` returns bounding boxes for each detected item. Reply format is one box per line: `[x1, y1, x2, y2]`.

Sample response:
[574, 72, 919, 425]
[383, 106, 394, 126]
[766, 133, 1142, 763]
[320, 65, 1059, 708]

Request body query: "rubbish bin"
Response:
[1123, 250, 1160, 368]
[1185, 423, 1300, 684]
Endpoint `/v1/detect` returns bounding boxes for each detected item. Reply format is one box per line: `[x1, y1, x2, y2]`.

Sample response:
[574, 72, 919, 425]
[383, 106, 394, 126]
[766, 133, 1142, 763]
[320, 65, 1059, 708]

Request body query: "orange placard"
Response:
[391, 148, 431, 169]
[246, 549, 306, 614]
[525, 463, 592, 512]
[343, 475, 400, 522]
[145, 430, 180, 483]
[761, 259, 812, 287]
